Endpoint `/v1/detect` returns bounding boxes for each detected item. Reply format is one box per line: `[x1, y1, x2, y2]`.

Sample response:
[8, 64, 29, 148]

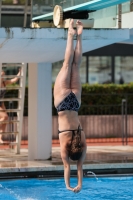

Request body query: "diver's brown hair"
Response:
[68, 126, 83, 160]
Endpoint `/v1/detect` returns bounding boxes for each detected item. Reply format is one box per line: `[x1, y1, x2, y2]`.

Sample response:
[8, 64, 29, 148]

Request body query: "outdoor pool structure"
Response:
[0, 175, 133, 200]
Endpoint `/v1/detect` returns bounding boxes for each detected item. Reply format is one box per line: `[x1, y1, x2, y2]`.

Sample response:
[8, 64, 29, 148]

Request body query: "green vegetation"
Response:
[5, 83, 133, 116]
[79, 83, 133, 115]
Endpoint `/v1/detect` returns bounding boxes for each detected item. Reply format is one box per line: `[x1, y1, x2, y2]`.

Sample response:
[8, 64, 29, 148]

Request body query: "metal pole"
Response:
[86, 56, 89, 83]
[30, 0, 33, 25]
[9, 101, 14, 144]
[118, 4, 122, 28]
[111, 56, 115, 83]
[121, 99, 126, 145]
[130, 0, 133, 11]
[23, 0, 28, 27]
[125, 97, 128, 145]
[71, 0, 74, 6]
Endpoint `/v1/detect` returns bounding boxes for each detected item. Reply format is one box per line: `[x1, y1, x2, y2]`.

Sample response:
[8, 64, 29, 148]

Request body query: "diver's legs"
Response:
[70, 20, 83, 104]
[54, 19, 76, 107]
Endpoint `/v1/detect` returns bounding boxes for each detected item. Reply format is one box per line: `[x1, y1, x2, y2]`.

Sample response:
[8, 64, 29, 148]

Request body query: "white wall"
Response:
[0, 28, 129, 63]
[28, 63, 52, 160]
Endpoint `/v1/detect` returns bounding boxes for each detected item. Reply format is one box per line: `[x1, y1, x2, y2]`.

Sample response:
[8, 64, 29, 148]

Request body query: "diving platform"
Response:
[0, 28, 129, 63]
[32, 0, 130, 23]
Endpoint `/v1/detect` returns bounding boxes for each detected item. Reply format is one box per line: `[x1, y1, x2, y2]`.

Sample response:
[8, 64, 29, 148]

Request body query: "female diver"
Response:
[54, 19, 86, 193]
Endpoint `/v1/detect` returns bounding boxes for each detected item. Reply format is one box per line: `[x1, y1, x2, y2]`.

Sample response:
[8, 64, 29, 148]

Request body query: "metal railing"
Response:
[1, 93, 133, 147]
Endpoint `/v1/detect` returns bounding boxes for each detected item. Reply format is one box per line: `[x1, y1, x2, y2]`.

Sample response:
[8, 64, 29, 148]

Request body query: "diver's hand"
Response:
[73, 185, 81, 193]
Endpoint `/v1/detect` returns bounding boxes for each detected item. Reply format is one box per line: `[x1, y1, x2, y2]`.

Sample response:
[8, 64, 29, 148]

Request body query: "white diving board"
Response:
[32, 0, 130, 21]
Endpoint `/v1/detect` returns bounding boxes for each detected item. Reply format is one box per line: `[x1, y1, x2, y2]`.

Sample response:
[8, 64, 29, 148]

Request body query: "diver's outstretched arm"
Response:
[60, 147, 74, 191]
[74, 145, 87, 193]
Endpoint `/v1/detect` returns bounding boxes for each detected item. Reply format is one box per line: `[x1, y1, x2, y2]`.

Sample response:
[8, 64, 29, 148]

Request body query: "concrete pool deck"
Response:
[0, 145, 133, 177]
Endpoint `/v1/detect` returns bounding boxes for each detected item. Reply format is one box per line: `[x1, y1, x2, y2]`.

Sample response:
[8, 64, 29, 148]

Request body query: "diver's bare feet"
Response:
[76, 20, 83, 35]
[68, 19, 76, 36]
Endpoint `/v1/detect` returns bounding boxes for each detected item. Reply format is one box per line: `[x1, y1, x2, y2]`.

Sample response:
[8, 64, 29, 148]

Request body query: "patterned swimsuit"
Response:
[56, 92, 80, 112]
[57, 92, 82, 161]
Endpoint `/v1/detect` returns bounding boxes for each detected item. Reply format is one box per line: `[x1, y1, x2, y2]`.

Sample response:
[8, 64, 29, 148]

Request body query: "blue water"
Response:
[0, 176, 133, 200]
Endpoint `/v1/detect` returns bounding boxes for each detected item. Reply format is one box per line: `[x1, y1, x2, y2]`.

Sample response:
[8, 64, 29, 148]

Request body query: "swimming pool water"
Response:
[0, 176, 133, 200]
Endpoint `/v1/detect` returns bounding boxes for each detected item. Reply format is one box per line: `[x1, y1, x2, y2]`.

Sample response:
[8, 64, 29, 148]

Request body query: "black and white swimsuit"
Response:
[56, 92, 80, 113]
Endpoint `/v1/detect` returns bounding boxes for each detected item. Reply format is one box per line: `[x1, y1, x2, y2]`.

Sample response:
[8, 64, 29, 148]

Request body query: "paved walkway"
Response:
[0, 145, 133, 175]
